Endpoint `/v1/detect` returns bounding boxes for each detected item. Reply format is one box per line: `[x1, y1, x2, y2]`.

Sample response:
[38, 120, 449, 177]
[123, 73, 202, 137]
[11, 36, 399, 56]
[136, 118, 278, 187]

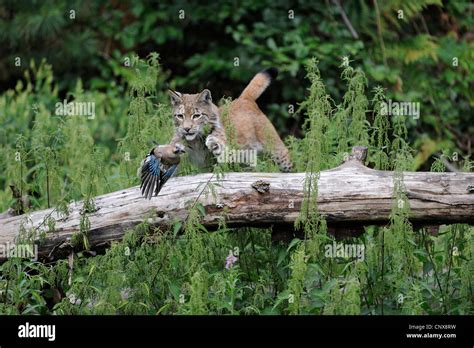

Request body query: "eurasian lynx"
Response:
[169, 68, 292, 172]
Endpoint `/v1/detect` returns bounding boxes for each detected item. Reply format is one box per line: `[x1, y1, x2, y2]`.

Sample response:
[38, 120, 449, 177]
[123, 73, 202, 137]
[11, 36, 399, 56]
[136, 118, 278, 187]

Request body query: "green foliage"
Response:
[1, 0, 472, 170]
[0, 10, 472, 315]
[286, 243, 307, 314]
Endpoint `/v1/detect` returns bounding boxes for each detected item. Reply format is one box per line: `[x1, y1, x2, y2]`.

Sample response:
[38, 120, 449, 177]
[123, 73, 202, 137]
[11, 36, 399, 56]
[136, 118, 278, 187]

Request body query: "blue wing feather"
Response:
[140, 151, 180, 199]
[140, 153, 162, 199]
[161, 164, 177, 183]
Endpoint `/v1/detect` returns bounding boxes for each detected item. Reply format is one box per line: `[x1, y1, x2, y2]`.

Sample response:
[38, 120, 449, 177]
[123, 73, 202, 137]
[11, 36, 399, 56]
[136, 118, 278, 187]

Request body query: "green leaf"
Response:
[196, 203, 206, 217]
[286, 238, 301, 252]
[169, 283, 181, 301]
[423, 262, 434, 274]
[172, 221, 182, 237]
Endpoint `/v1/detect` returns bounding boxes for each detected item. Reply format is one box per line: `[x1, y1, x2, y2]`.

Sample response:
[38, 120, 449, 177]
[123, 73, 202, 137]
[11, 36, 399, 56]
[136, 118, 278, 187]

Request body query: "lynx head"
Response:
[168, 89, 219, 142]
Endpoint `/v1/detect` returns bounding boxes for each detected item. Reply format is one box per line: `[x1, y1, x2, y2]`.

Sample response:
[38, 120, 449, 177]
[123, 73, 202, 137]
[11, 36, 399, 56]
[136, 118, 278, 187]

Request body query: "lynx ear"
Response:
[197, 89, 212, 104]
[168, 90, 182, 107]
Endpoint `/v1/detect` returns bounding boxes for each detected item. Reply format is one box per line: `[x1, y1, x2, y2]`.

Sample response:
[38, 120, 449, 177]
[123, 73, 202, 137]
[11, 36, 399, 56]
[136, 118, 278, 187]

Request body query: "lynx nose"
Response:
[183, 127, 191, 133]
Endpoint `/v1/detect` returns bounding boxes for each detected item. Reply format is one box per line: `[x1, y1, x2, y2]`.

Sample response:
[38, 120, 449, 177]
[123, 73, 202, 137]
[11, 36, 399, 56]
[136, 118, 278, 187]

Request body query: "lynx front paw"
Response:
[205, 135, 225, 156]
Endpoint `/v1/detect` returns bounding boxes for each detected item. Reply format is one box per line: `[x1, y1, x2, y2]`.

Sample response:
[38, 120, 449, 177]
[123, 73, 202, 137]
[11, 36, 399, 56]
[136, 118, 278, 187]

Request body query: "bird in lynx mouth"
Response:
[139, 143, 186, 199]
[168, 67, 293, 172]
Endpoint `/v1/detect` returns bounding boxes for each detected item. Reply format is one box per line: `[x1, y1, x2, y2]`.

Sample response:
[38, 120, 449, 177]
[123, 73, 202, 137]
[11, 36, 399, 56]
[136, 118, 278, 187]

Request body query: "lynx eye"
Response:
[192, 113, 202, 120]
[175, 114, 184, 120]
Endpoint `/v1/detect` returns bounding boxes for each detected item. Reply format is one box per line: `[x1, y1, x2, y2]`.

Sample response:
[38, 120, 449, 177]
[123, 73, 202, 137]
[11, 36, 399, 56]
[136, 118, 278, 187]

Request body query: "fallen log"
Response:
[0, 147, 473, 261]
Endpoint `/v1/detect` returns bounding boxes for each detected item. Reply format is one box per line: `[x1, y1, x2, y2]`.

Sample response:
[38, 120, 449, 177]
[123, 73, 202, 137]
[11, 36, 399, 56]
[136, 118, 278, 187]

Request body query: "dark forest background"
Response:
[0, 0, 473, 317]
[0, 0, 472, 169]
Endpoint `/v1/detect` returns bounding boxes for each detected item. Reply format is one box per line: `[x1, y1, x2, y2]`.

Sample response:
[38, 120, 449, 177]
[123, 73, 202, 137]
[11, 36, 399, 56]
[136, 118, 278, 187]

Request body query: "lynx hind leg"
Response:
[260, 128, 293, 172]
[271, 147, 293, 172]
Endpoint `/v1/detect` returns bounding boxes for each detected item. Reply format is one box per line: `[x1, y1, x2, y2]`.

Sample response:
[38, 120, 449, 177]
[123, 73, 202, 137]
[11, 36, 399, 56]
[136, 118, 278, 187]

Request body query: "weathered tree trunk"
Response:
[1, 147, 473, 261]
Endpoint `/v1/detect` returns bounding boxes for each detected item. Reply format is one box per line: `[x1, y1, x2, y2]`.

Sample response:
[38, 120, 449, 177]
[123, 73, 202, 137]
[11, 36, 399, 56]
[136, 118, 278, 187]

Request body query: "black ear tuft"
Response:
[198, 89, 212, 104]
[168, 90, 182, 106]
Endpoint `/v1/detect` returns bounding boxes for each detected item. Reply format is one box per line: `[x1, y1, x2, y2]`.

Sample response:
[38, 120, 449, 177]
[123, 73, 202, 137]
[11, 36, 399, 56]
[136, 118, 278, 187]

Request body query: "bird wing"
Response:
[140, 153, 162, 199]
[140, 153, 178, 199]
[160, 164, 177, 188]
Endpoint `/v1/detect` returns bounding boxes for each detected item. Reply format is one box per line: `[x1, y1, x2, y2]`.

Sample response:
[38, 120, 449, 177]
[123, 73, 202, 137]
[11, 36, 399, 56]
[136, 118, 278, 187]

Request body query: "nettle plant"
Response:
[0, 55, 472, 315]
